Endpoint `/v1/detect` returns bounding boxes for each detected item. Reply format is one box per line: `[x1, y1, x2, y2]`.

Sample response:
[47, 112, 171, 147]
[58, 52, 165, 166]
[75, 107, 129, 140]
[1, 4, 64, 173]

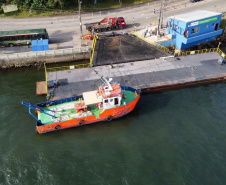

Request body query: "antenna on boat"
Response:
[101, 76, 113, 91]
[93, 69, 113, 91]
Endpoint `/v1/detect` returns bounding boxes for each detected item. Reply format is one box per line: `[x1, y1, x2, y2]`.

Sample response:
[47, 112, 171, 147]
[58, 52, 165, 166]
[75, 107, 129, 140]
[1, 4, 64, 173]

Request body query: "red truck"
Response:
[85, 17, 126, 32]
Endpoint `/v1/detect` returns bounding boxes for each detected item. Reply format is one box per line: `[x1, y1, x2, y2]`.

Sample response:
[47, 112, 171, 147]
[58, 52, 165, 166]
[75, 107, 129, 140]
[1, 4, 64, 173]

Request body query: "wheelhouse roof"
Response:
[83, 90, 102, 106]
[101, 83, 121, 98]
[0, 29, 47, 37]
[168, 10, 221, 23]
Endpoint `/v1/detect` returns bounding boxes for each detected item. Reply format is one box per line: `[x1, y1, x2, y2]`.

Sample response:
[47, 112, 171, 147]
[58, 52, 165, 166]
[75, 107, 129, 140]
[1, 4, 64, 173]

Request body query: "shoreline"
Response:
[0, 47, 90, 69]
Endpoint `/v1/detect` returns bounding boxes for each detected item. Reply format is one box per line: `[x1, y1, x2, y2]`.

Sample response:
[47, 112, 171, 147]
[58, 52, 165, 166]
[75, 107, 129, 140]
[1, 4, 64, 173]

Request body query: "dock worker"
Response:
[149, 29, 152, 36]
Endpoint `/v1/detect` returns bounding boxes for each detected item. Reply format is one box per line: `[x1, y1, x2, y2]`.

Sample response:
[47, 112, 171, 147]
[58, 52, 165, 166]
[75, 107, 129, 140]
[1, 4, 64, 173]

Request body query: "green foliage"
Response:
[220, 18, 226, 29]
[0, 0, 155, 17]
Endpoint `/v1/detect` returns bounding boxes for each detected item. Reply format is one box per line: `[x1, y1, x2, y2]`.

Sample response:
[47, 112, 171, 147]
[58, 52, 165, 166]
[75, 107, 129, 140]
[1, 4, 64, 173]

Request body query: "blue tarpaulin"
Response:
[32, 39, 49, 51]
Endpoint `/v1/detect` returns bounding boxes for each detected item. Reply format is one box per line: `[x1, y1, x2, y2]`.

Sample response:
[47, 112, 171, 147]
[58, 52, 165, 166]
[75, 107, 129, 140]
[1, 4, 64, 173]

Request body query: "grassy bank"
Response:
[0, 0, 155, 18]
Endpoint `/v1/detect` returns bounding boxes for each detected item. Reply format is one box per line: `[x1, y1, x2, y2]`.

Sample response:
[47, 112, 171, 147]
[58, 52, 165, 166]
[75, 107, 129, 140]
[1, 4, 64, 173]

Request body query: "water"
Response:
[0, 68, 226, 185]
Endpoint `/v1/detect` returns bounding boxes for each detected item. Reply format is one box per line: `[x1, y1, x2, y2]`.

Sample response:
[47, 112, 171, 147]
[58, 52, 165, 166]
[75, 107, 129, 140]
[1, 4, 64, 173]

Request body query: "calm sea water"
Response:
[0, 67, 226, 185]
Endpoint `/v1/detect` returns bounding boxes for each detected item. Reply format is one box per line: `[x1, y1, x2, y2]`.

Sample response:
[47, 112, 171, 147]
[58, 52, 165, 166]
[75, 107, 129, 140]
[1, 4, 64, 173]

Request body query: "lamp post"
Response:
[78, 0, 83, 38]
[157, 0, 163, 35]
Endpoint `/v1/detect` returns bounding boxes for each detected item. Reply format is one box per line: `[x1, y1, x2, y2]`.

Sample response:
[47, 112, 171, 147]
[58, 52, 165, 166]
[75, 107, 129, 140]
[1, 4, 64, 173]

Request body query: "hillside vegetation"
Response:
[0, 0, 155, 17]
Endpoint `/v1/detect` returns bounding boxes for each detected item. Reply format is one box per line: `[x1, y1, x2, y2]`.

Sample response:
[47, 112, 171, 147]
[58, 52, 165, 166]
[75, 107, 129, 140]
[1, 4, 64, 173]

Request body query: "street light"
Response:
[157, 0, 163, 35]
[78, 0, 83, 38]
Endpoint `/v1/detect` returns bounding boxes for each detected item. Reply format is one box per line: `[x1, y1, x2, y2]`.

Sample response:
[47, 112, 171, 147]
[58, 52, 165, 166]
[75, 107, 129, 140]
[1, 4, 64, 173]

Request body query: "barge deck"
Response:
[46, 52, 226, 99]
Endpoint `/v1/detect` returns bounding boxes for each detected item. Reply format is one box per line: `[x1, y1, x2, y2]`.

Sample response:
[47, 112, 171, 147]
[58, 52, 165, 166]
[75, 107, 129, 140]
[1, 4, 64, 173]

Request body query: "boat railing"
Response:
[37, 95, 83, 107]
[122, 86, 141, 94]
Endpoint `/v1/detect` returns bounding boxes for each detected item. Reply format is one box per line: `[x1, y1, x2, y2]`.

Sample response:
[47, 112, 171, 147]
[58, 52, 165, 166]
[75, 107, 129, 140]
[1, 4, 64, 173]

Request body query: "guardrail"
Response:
[44, 63, 48, 94]
[217, 48, 226, 60]
[0, 47, 89, 60]
[46, 63, 90, 73]
[45, 61, 91, 95]
[174, 48, 226, 60]
[90, 34, 99, 66]
[174, 48, 218, 57]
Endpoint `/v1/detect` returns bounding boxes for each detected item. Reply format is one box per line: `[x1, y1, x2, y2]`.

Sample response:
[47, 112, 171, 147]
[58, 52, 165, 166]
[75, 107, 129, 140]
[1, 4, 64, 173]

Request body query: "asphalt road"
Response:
[0, 0, 225, 54]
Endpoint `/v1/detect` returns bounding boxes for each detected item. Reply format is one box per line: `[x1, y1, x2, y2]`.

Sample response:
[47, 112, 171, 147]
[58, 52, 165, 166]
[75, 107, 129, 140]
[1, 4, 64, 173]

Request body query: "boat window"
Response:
[114, 98, 118, 105]
[110, 98, 113, 102]
[104, 99, 108, 103]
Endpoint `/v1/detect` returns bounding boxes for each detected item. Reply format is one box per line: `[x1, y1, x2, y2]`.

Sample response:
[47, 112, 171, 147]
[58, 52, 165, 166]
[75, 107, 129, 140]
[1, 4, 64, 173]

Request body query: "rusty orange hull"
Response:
[36, 94, 140, 134]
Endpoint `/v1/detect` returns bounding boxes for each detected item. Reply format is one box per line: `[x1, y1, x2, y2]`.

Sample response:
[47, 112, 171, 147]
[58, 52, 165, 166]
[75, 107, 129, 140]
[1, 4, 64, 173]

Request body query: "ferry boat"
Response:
[22, 77, 141, 134]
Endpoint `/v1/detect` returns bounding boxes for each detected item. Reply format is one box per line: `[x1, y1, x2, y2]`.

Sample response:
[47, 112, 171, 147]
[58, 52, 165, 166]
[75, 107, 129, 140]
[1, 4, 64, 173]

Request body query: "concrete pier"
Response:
[46, 52, 226, 99]
[0, 47, 90, 68]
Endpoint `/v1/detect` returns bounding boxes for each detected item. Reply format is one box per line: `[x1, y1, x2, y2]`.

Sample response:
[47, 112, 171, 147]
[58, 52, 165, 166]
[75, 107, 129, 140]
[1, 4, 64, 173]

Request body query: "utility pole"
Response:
[119, 0, 122, 6]
[161, 2, 164, 29]
[157, 0, 163, 35]
[161, 0, 165, 29]
[78, 0, 83, 38]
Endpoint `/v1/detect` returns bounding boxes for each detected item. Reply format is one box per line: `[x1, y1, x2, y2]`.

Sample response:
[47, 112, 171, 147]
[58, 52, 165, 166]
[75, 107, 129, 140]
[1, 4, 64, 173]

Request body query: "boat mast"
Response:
[93, 69, 113, 91]
[101, 76, 113, 91]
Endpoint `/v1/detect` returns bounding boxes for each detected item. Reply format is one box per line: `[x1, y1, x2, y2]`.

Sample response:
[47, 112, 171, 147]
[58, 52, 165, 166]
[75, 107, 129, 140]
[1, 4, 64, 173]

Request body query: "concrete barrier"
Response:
[0, 47, 91, 68]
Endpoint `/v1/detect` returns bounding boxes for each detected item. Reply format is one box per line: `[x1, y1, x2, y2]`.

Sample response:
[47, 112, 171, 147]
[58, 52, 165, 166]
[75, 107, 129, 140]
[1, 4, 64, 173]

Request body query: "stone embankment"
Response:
[0, 47, 90, 68]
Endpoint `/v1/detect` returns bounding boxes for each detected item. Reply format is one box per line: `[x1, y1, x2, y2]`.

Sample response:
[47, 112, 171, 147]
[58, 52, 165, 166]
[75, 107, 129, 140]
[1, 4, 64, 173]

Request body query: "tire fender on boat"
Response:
[55, 125, 61, 130]
[79, 120, 85, 125]
[106, 116, 113, 121]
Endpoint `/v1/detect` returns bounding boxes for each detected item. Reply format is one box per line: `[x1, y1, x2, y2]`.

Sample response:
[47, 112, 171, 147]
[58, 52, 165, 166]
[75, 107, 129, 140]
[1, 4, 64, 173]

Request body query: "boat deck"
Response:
[46, 52, 226, 99]
[38, 90, 136, 125]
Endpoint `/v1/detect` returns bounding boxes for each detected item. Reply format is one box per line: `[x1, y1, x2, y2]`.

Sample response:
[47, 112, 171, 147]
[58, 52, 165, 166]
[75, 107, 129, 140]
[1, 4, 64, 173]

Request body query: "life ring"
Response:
[79, 120, 85, 125]
[55, 125, 61, 130]
[106, 116, 113, 121]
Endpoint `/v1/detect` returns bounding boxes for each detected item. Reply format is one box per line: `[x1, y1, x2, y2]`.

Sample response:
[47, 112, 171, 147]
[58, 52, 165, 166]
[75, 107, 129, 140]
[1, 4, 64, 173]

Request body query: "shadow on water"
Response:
[40, 91, 171, 137]
[41, 110, 140, 138]
[138, 91, 170, 115]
